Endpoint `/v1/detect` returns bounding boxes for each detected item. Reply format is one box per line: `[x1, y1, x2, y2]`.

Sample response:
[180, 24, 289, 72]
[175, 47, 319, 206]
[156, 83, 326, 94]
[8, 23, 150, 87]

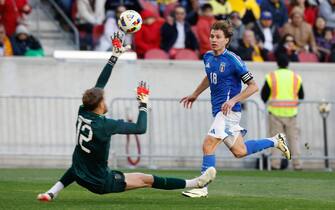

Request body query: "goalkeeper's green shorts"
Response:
[76, 170, 126, 194]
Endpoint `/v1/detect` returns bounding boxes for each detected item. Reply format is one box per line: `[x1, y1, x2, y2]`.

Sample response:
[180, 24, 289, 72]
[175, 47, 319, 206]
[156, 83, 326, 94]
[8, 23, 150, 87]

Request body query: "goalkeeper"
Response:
[37, 32, 216, 202]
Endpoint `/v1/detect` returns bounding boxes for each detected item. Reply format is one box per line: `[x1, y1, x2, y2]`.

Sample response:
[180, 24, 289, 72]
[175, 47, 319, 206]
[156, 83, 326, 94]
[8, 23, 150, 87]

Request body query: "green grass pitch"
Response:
[0, 168, 334, 210]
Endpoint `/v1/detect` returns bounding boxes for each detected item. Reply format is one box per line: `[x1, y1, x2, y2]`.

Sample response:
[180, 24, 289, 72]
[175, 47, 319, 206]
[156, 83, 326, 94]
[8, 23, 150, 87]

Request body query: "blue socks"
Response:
[201, 139, 275, 173]
[201, 154, 216, 173]
[244, 139, 274, 155]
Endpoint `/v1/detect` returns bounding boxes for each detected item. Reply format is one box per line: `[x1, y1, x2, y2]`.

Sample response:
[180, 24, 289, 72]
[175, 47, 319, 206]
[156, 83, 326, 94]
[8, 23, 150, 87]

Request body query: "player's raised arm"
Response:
[104, 81, 149, 135]
[95, 31, 131, 89]
[180, 76, 209, 109]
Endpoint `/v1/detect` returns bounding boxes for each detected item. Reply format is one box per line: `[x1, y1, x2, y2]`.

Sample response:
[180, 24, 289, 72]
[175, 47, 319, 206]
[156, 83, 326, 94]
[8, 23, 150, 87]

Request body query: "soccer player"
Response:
[37, 32, 216, 202]
[180, 20, 291, 198]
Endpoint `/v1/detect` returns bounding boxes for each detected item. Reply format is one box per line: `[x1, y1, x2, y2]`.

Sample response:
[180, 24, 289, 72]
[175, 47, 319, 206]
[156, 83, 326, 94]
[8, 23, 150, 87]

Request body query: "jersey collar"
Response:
[222, 49, 227, 56]
[214, 49, 227, 57]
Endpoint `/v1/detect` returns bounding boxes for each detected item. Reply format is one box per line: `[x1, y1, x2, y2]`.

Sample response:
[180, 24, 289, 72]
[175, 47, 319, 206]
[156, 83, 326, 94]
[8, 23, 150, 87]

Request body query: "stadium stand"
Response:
[25, 0, 77, 55]
[298, 51, 319, 62]
[2, 0, 335, 62]
[174, 48, 198, 60]
[144, 48, 169, 60]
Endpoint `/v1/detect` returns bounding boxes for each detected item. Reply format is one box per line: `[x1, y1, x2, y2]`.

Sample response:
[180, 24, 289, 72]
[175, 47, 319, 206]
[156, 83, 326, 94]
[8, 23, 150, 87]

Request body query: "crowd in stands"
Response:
[0, 0, 44, 57]
[1, 0, 335, 62]
[66, 0, 335, 62]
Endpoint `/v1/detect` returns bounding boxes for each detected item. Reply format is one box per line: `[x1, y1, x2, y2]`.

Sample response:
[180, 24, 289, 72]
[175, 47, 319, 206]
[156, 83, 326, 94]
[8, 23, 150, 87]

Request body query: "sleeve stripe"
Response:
[139, 107, 148, 112]
[226, 51, 244, 67]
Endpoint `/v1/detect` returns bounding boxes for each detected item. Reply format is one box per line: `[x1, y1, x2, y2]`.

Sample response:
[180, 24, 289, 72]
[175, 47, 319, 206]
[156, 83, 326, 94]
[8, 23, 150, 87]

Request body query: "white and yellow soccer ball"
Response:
[118, 10, 142, 34]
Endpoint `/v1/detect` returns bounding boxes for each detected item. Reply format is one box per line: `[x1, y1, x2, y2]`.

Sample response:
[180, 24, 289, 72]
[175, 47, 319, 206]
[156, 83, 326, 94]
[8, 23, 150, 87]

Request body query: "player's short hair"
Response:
[82, 88, 104, 111]
[211, 20, 234, 43]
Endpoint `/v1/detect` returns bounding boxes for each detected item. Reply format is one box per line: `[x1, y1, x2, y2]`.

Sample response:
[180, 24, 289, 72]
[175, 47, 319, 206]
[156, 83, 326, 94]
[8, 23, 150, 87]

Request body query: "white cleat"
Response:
[37, 193, 54, 202]
[197, 167, 216, 188]
[275, 133, 291, 160]
[182, 167, 216, 198]
[182, 187, 208, 198]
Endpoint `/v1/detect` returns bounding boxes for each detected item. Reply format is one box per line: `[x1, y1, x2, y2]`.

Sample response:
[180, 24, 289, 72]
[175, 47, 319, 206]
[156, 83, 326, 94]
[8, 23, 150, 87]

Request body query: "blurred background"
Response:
[0, 0, 335, 171]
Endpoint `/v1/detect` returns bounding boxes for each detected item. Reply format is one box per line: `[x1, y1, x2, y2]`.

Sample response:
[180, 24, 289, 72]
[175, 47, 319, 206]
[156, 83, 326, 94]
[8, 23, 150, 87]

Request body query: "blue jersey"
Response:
[203, 49, 253, 117]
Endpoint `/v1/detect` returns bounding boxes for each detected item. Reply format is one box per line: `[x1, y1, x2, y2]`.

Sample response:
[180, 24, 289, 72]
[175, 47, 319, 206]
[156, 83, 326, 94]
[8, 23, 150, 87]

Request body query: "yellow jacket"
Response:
[229, 0, 260, 19]
[209, 0, 232, 16]
[1, 36, 13, 56]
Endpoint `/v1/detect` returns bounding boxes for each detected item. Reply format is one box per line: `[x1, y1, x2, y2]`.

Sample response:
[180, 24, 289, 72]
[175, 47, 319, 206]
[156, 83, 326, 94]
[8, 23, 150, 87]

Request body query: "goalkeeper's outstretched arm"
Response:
[95, 31, 130, 89]
[104, 81, 149, 135]
[95, 56, 118, 89]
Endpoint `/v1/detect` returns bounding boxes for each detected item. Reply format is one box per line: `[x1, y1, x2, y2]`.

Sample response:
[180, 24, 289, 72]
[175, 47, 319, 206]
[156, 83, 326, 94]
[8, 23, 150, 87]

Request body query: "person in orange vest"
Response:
[261, 54, 304, 170]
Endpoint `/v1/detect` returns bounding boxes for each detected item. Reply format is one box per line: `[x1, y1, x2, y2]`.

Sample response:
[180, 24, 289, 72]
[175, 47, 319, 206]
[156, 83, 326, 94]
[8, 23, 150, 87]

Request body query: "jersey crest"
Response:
[220, 63, 225, 72]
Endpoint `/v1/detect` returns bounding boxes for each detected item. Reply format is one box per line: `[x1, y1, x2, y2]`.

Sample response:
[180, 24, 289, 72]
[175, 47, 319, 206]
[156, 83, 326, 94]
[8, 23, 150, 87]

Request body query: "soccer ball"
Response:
[118, 10, 142, 34]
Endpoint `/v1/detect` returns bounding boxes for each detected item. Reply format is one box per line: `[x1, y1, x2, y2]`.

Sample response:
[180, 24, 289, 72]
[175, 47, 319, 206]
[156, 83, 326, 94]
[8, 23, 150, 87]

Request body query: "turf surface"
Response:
[0, 168, 334, 210]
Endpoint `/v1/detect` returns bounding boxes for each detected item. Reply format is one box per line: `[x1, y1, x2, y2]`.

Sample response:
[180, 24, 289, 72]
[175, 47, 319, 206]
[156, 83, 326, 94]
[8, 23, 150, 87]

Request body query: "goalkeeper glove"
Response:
[137, 81, 149, 107]
[111, 30, 131, 58]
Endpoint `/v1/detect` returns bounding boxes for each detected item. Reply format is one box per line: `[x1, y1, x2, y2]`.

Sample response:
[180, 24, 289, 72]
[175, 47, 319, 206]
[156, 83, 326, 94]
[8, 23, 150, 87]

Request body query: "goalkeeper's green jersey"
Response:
[72, 57, 147, 188]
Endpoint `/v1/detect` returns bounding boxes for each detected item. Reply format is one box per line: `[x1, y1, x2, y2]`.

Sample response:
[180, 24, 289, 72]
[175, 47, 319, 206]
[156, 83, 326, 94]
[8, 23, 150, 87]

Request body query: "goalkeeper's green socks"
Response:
[152, 175, 201, 190]
[152, 176, 186, 190]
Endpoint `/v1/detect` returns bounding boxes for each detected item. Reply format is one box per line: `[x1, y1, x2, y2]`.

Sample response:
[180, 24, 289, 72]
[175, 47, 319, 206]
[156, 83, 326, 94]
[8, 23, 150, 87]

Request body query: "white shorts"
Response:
[207, 111, 247, 148]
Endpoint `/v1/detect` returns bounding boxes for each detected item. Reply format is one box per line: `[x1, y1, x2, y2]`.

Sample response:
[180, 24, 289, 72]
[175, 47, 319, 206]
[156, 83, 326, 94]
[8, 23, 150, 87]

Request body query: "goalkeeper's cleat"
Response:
[275, 133, 291, 160]
[37, 193, 54, 202]
[182, 187, 208, 198]
[197, 167, 216, 188]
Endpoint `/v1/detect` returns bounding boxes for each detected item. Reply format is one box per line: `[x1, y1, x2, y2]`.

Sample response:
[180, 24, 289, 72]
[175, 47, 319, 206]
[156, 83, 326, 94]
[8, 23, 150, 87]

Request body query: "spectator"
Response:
[314, 17, 329, 61]
[55, 0, 73, 17]
[95, 6, 132, 51]
[209, 0, 232, 18]
[195, 3, 216, 57]
[105, 0, 141, 12]
[261, 54, 304, 170]
[241, 0, 261, 25]
[0, 0, 31, 37]
[134, 9, 164, 58]
[228, 11, 245, 52]
[76, 0, 106, 50]
[315, 28, 334, 62]
[160, 6, 198, 57]
[282, 7, 318, 54]
[10, 24, 44, 56]
[313, 16, 327, 41]
[252, 11, 280, 52]
[260, 0, 288, 28]
[288, 0, 319, 26]
[179, 0, 200, 25]
[237, 29, 268, 61]
[0, 24, 13, 56]
[319, 0, 335, 30]
[275, 34, 299, 62]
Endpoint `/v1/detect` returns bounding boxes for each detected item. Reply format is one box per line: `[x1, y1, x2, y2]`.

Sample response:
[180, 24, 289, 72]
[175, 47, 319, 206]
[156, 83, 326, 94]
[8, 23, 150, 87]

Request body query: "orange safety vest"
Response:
[266, 69, 302, 117]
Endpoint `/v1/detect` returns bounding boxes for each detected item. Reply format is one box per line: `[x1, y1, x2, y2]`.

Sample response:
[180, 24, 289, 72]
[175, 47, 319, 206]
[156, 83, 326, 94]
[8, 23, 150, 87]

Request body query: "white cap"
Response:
[16, 25, 30, 35]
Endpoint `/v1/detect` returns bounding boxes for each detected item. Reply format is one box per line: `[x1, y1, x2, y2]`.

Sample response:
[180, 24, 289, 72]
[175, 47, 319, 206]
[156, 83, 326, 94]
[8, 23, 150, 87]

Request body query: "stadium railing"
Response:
[109, 98, 265, 170]
[0, 96, 334, 170]
[31, 0, 80, 49]
[265, 100, 335, 171]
